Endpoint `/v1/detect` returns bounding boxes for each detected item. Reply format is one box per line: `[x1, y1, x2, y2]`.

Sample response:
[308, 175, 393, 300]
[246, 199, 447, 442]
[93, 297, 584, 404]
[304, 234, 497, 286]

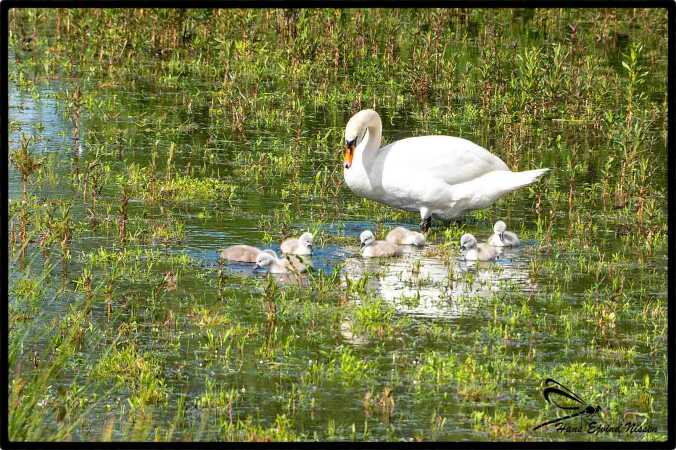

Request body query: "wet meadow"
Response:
[7, 8, 669, 442]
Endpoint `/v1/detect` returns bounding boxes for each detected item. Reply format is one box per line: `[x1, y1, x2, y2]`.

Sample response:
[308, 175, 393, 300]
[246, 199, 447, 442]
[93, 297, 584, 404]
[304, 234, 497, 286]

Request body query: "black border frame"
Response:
[1, 1, 673, 448]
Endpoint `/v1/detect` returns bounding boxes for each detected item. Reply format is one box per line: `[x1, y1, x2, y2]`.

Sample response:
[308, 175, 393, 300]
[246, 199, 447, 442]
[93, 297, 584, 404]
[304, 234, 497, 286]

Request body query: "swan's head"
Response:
[299, 232, 313, 252]
[255, 251, 276, 269]
[359, 230, 375, 248]
[344, 109, 378, 169]
[460, 233, 477, 251]
[493, 220, 507, 241]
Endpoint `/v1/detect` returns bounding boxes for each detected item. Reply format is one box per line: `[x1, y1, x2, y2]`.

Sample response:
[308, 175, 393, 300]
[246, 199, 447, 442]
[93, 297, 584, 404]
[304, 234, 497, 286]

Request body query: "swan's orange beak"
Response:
[344, 141, 356, 169]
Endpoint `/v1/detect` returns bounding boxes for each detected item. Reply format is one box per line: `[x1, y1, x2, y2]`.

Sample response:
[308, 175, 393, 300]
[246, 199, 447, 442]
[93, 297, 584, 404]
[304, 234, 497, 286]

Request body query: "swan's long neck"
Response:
[357, 112, 382, 169]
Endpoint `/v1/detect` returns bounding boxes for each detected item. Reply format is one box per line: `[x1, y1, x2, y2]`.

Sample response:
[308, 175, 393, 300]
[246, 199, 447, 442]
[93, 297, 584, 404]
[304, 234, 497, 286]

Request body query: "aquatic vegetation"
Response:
[122, 163, 239, 204]
[10, 134, 42, 198]
[91, 343, 170, 408]
[7, 7, 668, 443]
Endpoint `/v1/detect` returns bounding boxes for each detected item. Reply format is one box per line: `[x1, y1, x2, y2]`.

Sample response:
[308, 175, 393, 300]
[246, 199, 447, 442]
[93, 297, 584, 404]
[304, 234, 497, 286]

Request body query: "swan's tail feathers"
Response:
[447, 168, 549, 212]
[468, 168, 549, 204]
[503, 168, 550, 192]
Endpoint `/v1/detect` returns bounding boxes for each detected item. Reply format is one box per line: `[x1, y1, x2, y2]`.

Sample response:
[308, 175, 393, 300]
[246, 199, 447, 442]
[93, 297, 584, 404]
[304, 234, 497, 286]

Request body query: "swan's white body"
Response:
[343, 110, 548, 227]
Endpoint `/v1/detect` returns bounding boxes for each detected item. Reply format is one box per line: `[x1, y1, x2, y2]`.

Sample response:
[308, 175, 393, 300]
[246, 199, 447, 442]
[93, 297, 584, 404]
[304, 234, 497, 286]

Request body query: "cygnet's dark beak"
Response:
[344, 138, 356, 169]
[499, 232, 505, 242]
[460, 244, 466, 250]
[360, 241, 365, 248]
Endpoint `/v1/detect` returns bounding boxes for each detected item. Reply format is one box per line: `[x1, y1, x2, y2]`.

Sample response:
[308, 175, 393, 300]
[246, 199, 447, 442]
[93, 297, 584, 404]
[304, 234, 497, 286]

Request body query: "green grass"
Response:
[7, 7, 668, 443]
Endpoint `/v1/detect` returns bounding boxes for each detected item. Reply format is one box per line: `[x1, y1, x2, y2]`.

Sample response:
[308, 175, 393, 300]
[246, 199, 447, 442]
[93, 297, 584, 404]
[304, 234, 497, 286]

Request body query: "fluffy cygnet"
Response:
[280, 232, 313, 255]
[360, 230, 402, 258]
[220, 245, 276, 263]
[488, 220, 520, 247]
[385, 226, 426, 246]
[255, 250, 307, 274]
[460, 233, 497, 261]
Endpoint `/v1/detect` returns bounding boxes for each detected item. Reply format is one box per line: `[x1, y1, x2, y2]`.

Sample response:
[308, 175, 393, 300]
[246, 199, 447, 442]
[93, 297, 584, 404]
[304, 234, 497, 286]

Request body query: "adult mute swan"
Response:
[343, 109, 549, 232]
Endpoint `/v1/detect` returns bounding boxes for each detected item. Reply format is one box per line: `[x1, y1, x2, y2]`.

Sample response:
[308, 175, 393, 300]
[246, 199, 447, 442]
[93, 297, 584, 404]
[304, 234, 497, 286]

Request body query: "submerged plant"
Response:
[10, 134, 41, 199]
[6, 7, 668, 443]
[117, 186, 129, 244]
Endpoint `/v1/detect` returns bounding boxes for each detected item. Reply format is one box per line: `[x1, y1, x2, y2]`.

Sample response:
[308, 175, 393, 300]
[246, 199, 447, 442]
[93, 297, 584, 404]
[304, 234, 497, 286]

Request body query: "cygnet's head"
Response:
[493, 220, 507, 241]
[360, 230, 375, 248]
[344, 109, 379, 169]
[255, 251, 276, 269]
[460, 233, 477, 251]
[493, 220, 507, 233]
[299, 232, 313, 252]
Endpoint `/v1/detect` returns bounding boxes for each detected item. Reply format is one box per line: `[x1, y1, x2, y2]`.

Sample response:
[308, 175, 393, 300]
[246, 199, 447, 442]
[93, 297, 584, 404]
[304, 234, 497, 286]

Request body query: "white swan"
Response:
[360, 230, 402, 258]
[255, 250, 307, 274]
[385, 226, 426, 246]
[343, 109, 549, 231]
[460, 233, 497, 261]
[488, 220, 520, 247]
[220, 245, 276, 263]
[280, 232, 313, 255]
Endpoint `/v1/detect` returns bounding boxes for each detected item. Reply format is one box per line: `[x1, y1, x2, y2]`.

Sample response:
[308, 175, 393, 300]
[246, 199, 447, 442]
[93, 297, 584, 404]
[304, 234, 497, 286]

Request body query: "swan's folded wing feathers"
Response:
[380, 136, 508, 187]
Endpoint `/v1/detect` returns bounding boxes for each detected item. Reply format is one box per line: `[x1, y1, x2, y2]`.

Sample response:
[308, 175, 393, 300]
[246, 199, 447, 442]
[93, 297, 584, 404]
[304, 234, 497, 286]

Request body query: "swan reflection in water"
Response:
[342, 245, 536, 319]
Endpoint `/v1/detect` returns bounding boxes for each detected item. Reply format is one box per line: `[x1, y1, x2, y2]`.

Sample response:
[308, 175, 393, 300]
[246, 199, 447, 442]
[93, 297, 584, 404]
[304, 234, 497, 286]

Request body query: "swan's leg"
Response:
[419, 208, 432, 233]
[420, 217, 432, 233]
[417, 207, 431, 232]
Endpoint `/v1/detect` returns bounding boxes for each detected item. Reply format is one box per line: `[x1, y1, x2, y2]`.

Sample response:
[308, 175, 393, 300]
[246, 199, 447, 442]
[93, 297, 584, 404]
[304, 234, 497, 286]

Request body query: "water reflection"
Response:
[210, 235, 537, 318]
[342, 245, 536, 319]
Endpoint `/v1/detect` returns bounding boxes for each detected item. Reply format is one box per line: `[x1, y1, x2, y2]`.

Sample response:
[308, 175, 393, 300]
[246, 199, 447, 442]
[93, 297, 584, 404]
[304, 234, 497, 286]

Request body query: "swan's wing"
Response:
[378, 136, 509, 186]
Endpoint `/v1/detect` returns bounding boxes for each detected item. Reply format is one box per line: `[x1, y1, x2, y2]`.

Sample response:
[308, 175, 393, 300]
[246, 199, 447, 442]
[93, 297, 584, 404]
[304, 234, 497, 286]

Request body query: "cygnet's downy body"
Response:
[255, 251, 307, 274]
[488, 220, 520, 247]
[220, 245, 276, 263]
[385, 226, 426, 246]
[280, 232, 313, 255]
[460, 233, 497, 261]
[360, 230, 402, 258]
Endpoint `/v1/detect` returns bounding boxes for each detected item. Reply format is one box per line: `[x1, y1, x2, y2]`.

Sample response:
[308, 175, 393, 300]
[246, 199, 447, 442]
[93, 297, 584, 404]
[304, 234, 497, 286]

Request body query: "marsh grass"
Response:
[7, 7, 668, 443]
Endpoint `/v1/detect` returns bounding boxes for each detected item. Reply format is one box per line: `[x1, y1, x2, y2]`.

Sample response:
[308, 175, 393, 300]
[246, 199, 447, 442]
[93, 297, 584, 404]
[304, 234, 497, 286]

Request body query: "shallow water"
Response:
[8, 14, 669, 441]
